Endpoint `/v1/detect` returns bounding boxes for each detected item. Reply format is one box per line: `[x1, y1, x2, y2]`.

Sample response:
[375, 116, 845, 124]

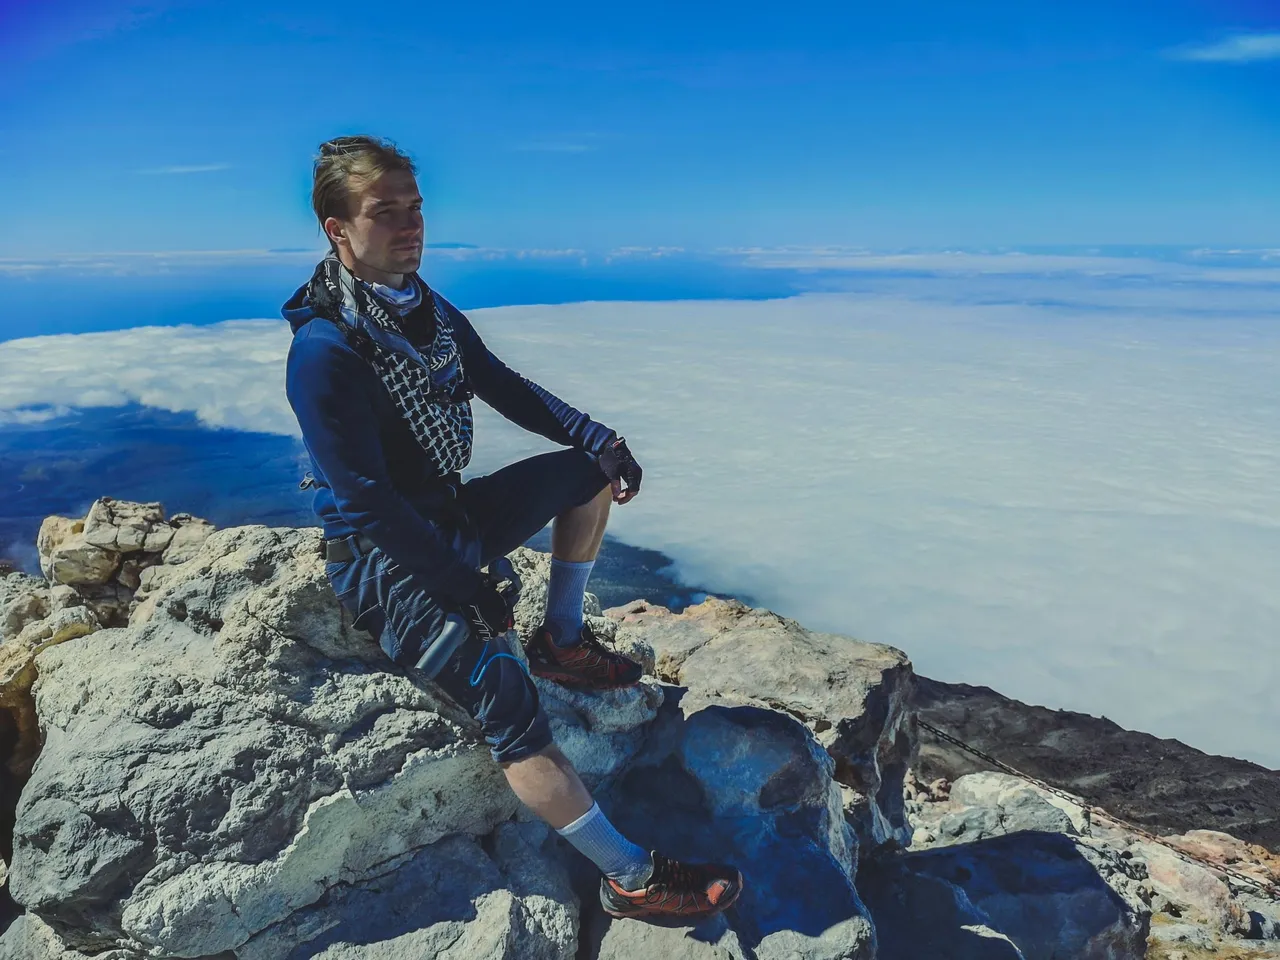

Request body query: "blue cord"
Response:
[469, 640, 530, 688]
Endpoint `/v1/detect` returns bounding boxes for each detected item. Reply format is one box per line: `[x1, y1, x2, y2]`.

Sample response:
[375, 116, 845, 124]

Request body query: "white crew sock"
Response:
[556, 802, 653, 890]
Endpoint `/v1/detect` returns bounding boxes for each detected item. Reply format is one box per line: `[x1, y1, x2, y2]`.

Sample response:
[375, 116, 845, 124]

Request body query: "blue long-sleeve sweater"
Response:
[282, 281, 616, 602]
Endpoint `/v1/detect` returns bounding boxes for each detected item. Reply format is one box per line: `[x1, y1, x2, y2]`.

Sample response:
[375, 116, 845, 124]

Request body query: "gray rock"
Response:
[1, 571, 50, 643]
[586, 917, 744, 960]
[1129, 838, 1252, 937]
[607, 597, 915, 851]
[1146, 917, 1216, 949]
[888, 832, 1149, 960]
[585, 689, 875, 960]
[80, 499, 168, 555]
[0, 605, 100, 781]
[47, 585, 83, 617]
[161, 514, 216, 566]
[918, 772, 1082, 848]
[239, 821, 577, 960]
[0, 913, 100, 960]
[534, 678, 665, 790]
[859, 855, 1025, 959]
[10, 525, 518, 957]
[1239, 891, 1280, 939]
[32, 502, 219, 630]
[41, 537, 117, 588]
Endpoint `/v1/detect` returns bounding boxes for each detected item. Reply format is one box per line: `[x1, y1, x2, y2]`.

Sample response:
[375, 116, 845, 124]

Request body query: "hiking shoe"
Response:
[599, 852, 744, 921]
[525, 622, 643, 690]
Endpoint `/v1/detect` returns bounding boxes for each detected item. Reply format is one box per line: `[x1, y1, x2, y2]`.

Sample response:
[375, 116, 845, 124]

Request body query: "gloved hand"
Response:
[598, 436, 643, 504]
[459, 574, 514, 641]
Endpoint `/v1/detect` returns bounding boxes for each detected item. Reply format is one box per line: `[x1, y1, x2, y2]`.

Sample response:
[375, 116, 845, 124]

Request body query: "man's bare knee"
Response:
[500, 745, 594, 830]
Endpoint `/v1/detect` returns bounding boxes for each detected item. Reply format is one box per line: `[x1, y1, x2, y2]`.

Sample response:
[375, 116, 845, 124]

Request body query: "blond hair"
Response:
[312, 136, 416, 248]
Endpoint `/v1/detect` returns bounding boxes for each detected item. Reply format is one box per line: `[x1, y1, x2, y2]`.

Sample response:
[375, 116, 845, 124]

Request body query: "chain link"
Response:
[917, 719, 1280, 902]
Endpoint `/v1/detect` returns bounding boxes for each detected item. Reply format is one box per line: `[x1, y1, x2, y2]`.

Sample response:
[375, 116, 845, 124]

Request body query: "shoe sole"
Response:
[600, 871, 743, 921]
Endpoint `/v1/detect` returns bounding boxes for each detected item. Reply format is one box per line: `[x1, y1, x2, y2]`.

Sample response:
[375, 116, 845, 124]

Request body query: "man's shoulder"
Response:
[289, 315, 353, 355]
[287, 317, 366, 385]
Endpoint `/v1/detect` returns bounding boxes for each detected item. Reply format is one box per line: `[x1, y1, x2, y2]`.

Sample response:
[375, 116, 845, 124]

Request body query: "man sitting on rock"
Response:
[282, 135, 743, 922]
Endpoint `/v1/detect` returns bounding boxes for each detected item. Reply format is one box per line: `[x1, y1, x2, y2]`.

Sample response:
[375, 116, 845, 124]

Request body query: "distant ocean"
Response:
[3, 247, 1279, 766]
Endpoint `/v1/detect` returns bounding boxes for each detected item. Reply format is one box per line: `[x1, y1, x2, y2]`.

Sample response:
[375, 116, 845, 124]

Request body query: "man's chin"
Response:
[398, 253, 423, 273]
[381, 250, 422, 274]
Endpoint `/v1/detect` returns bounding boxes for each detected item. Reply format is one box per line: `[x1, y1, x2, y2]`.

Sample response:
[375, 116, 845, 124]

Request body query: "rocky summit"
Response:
[0, 497, 1276, 959]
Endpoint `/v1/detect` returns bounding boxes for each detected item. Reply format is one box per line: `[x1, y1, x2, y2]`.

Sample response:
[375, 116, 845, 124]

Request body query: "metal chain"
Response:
[917, 719, 1280, 902]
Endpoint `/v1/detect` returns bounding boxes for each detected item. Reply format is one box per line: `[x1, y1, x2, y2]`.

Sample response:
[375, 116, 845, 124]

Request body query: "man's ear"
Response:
[323, 216, 347, 248]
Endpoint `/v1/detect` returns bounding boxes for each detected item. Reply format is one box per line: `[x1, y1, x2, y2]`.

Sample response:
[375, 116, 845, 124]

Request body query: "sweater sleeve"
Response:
[443, 299, 617, 456]
[286, 327, 484, 602]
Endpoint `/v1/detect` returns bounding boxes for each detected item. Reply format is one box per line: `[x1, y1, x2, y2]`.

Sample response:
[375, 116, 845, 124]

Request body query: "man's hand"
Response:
[598, 436, 643, 504]
[460, 575, 514, 641]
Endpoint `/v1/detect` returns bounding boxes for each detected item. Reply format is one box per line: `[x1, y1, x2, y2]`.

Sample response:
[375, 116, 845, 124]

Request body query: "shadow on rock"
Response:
[860, 831, 1149, 960]
[577, 688, 874, 960]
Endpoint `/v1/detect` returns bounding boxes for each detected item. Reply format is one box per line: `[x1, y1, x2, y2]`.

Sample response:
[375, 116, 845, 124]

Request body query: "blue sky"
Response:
[2, 0, 1279, 257]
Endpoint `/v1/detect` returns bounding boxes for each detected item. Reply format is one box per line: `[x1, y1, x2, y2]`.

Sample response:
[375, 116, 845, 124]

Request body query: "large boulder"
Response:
[859, 855, 1026, 959]
[0, 572, 50, 644]
[36, 517, 116, 588]
[607, 598, 915, 850]
[569, 595, 919, 960]
[1122, 837, 1252, 939]
[1, 525, 918, 960]
[884, 832, 1150, 960]
[583, 690, 875, 960]
[36, 499, 216, 628]
[911, 771, 1085, 848]
[2, 502, 219, 809]
[0, 913, 97, 959]
[8, 525, 519, 957]
[238, 821, 578, 960]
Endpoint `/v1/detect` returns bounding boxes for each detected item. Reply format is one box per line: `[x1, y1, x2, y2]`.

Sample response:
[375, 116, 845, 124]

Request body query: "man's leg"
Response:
[500, 744, 594, 829]
[461, 450, 641, 687]
[430, 636, 654, 890]
[542, 484, 611, 647]
[500, 744, 653, 890]
[499, 741, 743, 921]
[551, 481, 611, 563]
[343, 521, 742, 920]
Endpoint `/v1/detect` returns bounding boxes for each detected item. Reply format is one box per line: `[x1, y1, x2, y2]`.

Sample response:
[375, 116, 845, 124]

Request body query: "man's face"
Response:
[327, 169, 425, 278]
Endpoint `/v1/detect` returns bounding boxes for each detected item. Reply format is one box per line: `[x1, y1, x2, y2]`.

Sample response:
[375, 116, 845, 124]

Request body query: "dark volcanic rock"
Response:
[914, 676, 1280, 852]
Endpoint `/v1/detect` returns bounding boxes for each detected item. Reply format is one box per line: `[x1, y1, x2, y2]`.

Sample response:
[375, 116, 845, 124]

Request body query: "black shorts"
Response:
[325, 448, 609, 764]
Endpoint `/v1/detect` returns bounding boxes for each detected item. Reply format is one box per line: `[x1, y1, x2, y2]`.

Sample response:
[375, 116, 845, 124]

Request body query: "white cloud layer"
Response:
[0, 321, 297, 435]
[1170, 32, 1280, 63]
[2, 272, 1279, 767]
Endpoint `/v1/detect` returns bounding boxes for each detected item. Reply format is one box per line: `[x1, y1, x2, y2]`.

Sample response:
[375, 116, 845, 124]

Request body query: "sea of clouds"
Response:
[2, 254, 1278, 766]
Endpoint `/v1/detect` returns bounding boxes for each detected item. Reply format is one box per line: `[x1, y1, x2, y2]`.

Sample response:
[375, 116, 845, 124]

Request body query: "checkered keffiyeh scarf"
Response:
[307, 255, 474, 477]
